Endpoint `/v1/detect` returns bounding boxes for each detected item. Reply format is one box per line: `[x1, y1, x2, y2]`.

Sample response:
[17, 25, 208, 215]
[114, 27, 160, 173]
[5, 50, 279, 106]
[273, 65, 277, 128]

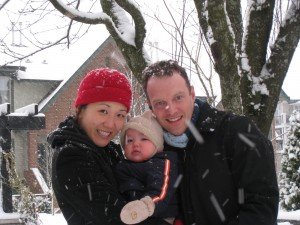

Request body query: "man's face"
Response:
[146, 72, 195, 136]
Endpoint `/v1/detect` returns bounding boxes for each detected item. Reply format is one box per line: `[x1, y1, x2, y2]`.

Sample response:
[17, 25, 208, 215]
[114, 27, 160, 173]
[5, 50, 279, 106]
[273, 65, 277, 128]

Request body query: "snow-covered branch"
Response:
[267, 0, 300, 83]
[49, 0, 136, 46]
[114, 0, 146, 48]
[244, 0, 275, 74]
[203, 0, 242, 114]
[225, 0, 243, 54]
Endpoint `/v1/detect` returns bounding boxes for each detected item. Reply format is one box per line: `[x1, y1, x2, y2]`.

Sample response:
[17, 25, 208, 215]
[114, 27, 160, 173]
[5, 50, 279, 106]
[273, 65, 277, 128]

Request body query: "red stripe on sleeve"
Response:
[153, 159, 170, 203]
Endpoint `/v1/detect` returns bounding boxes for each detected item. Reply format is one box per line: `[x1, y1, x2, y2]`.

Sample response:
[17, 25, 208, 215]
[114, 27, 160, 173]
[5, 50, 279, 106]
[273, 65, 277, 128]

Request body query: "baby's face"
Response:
[124, 129, 157, 162]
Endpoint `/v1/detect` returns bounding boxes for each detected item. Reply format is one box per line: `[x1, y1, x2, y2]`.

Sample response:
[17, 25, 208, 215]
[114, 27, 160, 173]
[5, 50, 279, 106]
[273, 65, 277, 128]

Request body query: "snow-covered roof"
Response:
[38, 34, 111, 112]
[16, 65, 64, 81]
[289, 100, 300, 106]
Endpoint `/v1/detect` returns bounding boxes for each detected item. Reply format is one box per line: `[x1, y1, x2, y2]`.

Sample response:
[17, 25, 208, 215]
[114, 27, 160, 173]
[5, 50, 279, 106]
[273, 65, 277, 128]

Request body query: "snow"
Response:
[6, 209, 291, 224]
[0, 212, 21, 221]
[8, 112, 45, 117]
[203, 1, 216, 45]
[16, 68, 62, 81]
[210, 193, 226, 222]
[278, 210, 300, 221]
[14, 103, 38, 115]
[224, 1, 236, 46]
[238, 189, 245, 204]
[240, 1, 252, 74]
[238, 133, 255, 148]
[54, 0, 136, 46]
[110, 1, 136, 46]
[0, 103, 10, 115]
[173, 174, 183, 188]
[31, 168, 50, 194]
[38, 213, 67, 225]
[251, 76, 270, 95]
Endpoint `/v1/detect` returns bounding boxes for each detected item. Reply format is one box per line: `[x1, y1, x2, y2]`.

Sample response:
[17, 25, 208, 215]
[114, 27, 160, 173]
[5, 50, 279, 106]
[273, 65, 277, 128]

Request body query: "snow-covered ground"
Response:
[38, 213, 67, 225]
[37, 210, 300, 224]
[278, 210, 300, 222]
[37, 210, 300, 225]
[0, 210, 299, 224]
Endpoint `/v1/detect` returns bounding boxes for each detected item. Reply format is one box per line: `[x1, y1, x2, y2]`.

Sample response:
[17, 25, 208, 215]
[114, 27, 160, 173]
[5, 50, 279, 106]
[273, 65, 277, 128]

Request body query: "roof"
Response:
[0, 65, 62, 81]
[279, 89, 291, 102]
[38, 35, 114, 112]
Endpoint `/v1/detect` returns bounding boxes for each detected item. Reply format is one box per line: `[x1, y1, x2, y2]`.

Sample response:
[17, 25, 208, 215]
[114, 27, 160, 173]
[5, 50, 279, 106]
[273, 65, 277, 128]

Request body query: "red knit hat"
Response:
[74, 68, 132, 112]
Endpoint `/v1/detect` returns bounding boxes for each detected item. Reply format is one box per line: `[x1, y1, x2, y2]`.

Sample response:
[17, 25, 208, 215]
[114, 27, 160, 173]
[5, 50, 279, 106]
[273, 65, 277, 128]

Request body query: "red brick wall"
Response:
[25, 38, 130, 193]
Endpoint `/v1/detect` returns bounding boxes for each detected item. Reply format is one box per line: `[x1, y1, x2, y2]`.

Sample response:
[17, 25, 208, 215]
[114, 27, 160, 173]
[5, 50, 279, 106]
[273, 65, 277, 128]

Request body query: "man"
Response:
[142, 60, 279, 225]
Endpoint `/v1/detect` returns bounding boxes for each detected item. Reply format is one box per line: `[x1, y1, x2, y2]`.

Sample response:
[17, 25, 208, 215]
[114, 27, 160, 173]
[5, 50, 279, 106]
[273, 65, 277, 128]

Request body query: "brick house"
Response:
[23, 36, 131, 193]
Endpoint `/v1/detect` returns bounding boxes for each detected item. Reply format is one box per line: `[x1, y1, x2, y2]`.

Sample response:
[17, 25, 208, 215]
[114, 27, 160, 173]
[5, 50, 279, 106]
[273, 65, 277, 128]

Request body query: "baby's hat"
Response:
[120, 110, 164, 152]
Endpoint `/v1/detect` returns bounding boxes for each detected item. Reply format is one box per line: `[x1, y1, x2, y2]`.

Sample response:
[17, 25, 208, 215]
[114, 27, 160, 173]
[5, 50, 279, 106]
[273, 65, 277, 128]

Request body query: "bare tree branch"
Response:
[0, 0, 11, 11]
[2, 36, 69, 65]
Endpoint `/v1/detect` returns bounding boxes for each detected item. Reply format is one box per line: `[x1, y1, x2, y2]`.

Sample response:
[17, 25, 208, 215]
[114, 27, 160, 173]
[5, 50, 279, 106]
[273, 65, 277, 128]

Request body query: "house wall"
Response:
[10, 79, 60, 183]
[24, 37, 130, 193]
[13, 80, 60, 110]
[12, 130, 29, 175]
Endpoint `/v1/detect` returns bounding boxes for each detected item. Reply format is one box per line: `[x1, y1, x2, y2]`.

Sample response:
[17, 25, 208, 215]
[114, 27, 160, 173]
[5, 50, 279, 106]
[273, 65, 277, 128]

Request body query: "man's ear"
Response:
[190, 86, 196, 100]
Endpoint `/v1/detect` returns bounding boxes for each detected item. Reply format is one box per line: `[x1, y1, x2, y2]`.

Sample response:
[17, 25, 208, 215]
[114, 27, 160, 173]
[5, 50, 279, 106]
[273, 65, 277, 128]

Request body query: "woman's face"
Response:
[78, 101, 128, 147]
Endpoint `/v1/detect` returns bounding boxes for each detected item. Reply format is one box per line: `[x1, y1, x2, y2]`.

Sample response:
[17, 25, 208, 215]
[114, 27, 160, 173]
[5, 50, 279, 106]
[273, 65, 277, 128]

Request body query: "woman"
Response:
[48, 68, 169, 225]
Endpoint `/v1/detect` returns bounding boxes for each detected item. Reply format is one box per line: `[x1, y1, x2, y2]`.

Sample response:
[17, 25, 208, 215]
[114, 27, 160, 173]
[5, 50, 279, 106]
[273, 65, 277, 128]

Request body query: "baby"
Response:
[115, 110, 179, 224]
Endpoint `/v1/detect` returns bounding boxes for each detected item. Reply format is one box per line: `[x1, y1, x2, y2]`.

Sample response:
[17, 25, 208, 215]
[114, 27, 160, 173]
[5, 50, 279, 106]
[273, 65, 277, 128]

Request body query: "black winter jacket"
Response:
[166, 101, 279, 225]
[115, 151, 179, 219]
[48, 117, 169, 225]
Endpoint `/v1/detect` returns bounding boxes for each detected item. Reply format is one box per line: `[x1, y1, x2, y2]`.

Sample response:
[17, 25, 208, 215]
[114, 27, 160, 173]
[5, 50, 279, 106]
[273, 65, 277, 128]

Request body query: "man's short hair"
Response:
[142, 60, 192, 94]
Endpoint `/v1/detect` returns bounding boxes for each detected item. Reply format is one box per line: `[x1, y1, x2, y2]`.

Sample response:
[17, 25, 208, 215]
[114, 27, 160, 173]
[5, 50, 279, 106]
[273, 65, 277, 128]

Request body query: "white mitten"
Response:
[120, 196, 155, 224]
[140, 196, 155, 216]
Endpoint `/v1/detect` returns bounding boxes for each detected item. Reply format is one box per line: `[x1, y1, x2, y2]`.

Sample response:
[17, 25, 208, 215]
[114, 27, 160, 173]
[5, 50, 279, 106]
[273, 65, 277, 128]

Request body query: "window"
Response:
[0, 76, 10, 104]
[37, 143, 47, 182]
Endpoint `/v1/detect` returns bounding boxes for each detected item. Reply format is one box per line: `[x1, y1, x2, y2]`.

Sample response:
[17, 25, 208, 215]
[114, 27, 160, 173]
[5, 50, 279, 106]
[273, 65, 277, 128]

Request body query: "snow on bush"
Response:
[279, 110, 300, 210]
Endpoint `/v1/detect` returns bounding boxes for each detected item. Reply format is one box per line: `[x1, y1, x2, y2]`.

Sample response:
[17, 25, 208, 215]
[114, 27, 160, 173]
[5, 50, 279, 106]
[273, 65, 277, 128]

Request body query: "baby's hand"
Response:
[120, 196, 155, 224]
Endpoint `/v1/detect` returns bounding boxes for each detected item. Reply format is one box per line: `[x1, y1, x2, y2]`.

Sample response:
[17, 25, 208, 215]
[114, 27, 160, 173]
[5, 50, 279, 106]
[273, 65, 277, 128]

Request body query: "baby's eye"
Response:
[117, 113, 126, 118]
[126, 138, 133, 144]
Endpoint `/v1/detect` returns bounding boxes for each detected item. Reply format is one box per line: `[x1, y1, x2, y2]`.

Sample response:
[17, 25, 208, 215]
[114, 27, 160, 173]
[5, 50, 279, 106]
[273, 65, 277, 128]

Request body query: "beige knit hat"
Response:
[120, 110, 164, 152]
